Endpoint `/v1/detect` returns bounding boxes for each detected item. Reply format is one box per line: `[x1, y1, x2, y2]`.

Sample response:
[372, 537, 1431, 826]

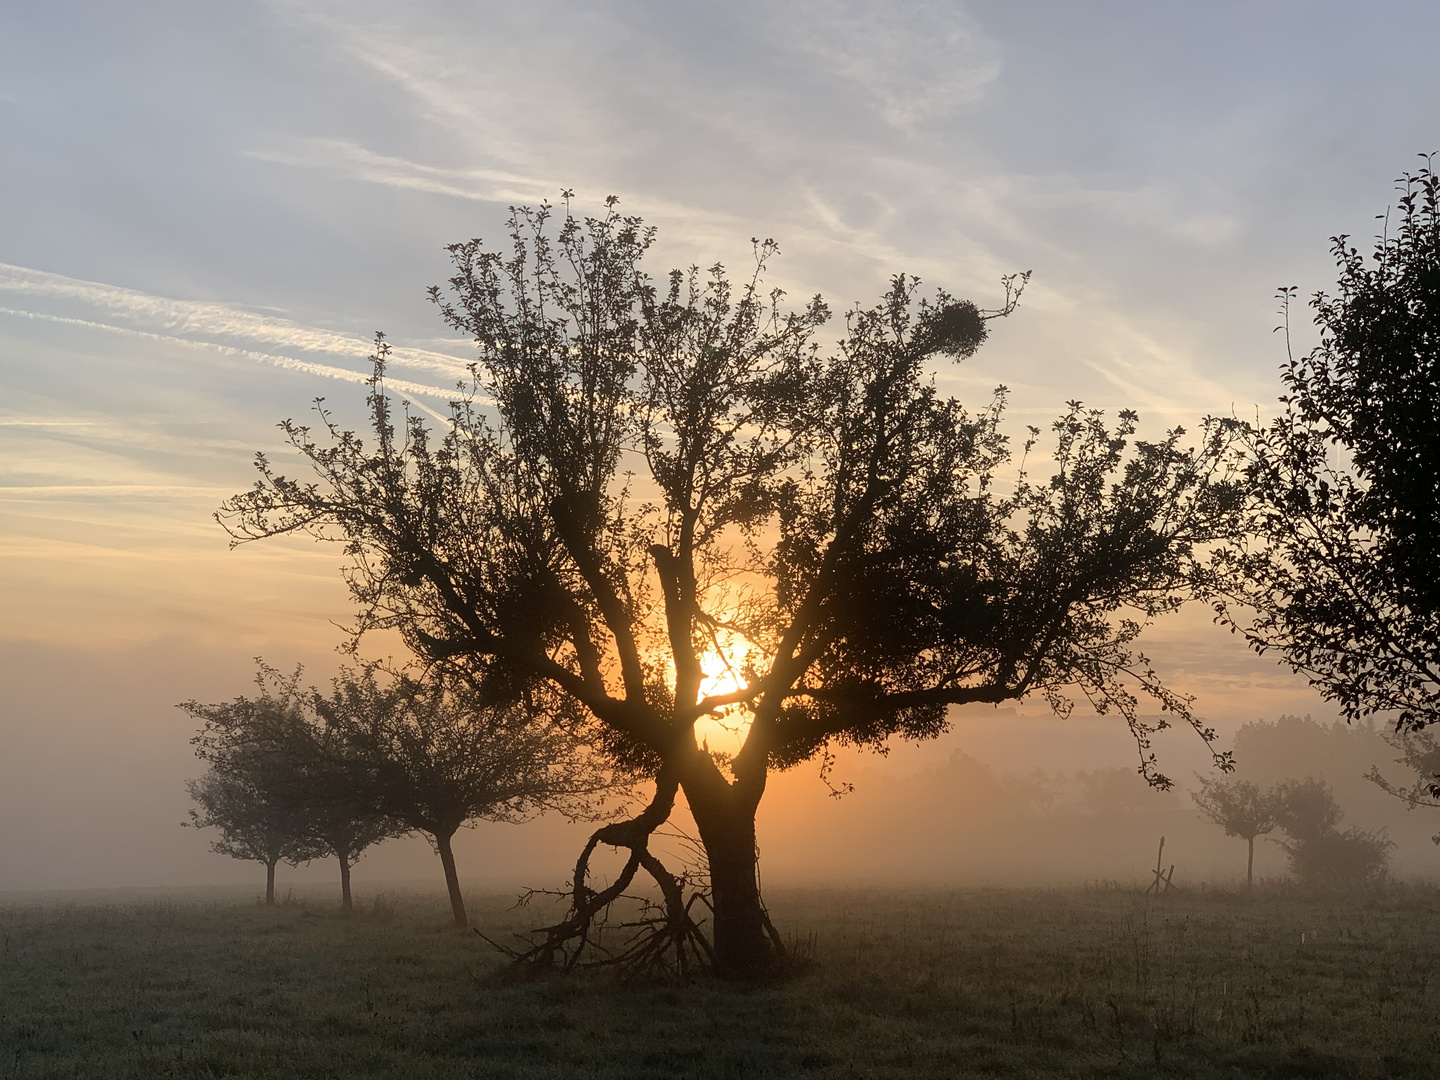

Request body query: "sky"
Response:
[2, 0, 1439, 894]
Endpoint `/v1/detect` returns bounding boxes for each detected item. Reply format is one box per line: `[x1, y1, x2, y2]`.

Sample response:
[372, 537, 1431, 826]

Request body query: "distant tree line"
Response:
[183, 663, 616, 925]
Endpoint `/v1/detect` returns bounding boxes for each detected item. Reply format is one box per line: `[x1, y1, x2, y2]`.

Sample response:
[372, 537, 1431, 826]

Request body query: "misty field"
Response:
[3, 885, 1439, 1079]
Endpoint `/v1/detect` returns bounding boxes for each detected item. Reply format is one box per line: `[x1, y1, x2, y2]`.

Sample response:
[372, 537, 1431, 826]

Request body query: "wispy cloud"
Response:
[0, 418, 98, 428]
[0, 305, 458, 403]
[0, 484, 236, 499]
[246, 139, 559, 206]
[773, 0, 1001, 128]
[0, 263, 471, 383]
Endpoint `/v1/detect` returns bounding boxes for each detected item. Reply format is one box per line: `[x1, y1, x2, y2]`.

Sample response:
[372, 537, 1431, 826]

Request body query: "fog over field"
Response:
[3, 1, 1440, 902]
[5, 632, 1438, 898]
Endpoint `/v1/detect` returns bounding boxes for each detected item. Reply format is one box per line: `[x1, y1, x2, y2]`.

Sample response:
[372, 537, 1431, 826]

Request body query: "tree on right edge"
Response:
[1214, 159, 1440, 733]
[1367, 727, 1440, 843]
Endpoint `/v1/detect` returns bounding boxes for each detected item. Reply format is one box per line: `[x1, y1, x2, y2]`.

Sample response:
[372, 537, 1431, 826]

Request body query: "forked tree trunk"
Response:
[265, 857, 278, 906]
[435, 830, 467, 928]
[339, 851, 354, 912]
[684, 776, 780, 980]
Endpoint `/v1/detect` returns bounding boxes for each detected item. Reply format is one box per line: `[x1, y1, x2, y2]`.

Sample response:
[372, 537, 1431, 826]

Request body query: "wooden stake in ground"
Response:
[1146, 836, 1176, 895]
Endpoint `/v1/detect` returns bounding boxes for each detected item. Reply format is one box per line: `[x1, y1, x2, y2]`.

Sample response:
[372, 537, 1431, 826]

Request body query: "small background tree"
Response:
[1192, 776, 1279, 893]
[185, 759, 325, 904]
[317, 665, 617, 927]
[184, 664, 404, 912]
[272, 722, 401, 913]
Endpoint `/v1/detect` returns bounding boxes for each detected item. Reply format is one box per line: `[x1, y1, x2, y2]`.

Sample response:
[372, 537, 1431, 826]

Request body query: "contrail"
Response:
[0, 306, 460, 403]
[0, 261, 474, 381]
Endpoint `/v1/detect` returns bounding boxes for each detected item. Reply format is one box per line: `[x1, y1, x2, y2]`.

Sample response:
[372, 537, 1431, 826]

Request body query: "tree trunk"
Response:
[1246, 836, 1255, 895]
[435, 830, 467, 928]
[265, 858, 278, 906]
[339, 851, 353, 913]
[684, 776, 779, 980]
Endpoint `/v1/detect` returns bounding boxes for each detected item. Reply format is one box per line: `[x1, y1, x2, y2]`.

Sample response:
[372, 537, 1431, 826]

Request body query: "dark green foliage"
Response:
[1308, 164, 1440, 615]
[1215, 160, 1440, 730]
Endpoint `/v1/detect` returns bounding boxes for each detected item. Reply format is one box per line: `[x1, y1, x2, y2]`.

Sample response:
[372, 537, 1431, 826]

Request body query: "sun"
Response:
[691, 646, 752, 757]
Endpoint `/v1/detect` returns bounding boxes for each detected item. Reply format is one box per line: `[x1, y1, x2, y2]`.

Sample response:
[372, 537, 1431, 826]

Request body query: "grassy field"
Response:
[3, 883, 1439, 1079]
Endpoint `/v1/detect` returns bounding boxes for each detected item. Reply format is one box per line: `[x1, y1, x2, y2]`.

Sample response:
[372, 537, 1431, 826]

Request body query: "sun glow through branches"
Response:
[692, 646, 752, 758]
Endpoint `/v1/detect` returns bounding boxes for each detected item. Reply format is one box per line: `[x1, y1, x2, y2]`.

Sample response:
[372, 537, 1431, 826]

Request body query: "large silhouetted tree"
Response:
[184, 666, 402, 912]
[222, 197, 1248, 978]
[1215, 160, 1440, 732]
[316, 666, 614, 927]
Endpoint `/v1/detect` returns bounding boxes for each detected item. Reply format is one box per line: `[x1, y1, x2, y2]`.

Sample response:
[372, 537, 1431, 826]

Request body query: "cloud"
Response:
[0, 305, 458, 405]
[0, 263, 471, 384]
[0, 418, 97, 428]
[245, 139, 560, 206]
[0, 261, 484, 415]
[0, 484, 235, 499]
[1171, 213, 1242, 248]
[773, 0, 1002, 127]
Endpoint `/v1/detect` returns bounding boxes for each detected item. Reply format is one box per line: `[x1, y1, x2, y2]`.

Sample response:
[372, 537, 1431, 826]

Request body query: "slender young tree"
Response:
[280, 744, 400, 914]
[184, 759, 325, 904]
[1192, 776, 1279, 893]
[317, 665, 613, 927]
[222, 197, 1248, 978]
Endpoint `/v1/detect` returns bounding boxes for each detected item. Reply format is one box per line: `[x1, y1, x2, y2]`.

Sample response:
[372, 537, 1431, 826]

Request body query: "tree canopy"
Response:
[222, 196, 1248, 977]
[1216, 160, 1440, 731]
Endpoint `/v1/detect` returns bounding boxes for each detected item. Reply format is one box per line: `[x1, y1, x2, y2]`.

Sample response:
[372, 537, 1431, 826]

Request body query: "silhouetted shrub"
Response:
[1272, 777, 1392, 887]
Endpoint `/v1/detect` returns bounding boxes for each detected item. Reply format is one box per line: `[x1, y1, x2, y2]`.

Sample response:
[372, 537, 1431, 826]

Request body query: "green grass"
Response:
[3, 884, 1440, 1078]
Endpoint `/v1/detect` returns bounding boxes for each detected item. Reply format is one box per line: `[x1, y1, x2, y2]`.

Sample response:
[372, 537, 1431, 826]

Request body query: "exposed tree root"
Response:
[477, 772, 716, 980]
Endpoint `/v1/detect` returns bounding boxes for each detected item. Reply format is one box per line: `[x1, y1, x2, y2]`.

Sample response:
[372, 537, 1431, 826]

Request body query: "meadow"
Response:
[3, 883, 1439, 1079]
